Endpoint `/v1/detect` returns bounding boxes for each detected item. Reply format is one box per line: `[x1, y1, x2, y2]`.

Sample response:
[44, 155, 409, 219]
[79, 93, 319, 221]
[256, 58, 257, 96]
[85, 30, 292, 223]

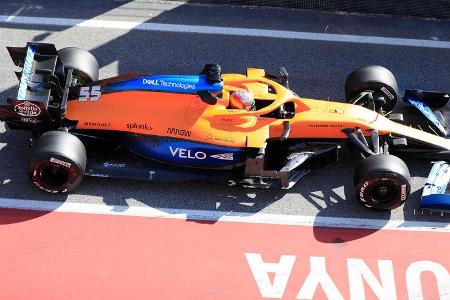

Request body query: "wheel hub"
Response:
[378, 186, 388, 195]
[40, 164, 69, 187]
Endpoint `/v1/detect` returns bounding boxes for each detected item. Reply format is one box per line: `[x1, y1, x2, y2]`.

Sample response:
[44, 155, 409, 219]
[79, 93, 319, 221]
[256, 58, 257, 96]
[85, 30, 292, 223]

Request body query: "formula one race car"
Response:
[1, 42, 450, 212]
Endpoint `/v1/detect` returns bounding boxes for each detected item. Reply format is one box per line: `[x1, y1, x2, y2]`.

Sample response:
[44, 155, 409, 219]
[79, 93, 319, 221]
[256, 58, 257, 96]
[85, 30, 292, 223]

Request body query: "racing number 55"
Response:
[79, 86, 101, 102]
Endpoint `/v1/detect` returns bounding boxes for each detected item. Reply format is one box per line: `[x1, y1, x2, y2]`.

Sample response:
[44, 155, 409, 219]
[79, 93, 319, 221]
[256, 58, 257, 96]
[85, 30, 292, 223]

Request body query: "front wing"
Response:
[404, 89, 450, 136]
[416, 161, 450, 215]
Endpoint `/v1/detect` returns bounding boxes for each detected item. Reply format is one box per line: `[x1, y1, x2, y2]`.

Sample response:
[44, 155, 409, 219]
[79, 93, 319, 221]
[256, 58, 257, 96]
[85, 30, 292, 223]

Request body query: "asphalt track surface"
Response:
[1, 0, 450, 225]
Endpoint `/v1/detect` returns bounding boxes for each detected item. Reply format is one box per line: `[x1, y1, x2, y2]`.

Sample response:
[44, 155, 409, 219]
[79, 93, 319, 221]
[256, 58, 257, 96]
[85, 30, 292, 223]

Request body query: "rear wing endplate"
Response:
[0, 42, 69, 131]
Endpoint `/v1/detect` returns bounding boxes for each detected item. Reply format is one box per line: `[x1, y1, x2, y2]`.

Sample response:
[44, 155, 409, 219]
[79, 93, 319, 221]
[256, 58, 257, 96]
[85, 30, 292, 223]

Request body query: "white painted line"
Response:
[5, 6, 25, 22]
[1, 15, 450, 49]
[0, 198, 448, 232]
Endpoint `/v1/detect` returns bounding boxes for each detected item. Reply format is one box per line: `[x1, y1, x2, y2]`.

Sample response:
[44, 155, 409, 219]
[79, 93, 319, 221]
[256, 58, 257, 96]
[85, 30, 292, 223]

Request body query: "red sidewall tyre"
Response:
[354, 154, 411, 210]
[29, 131, 86, 193]
[356, 174, 410, 210]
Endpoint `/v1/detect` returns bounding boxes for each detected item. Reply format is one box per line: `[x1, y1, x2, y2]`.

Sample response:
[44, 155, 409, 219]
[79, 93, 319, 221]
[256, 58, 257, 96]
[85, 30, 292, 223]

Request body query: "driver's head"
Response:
[230, 89, 255, 111]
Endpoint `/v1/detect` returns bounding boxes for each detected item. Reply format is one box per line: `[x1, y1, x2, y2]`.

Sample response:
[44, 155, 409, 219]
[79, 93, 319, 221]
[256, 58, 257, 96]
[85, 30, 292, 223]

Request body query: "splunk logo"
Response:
[142, 78, 196, 90]
[127, 122, 152, 131]
[17, 46, 36, 100]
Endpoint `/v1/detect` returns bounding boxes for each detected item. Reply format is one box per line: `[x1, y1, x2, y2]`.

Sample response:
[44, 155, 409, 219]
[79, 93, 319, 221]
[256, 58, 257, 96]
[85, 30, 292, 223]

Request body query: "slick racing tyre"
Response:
[58, 47, 99, 83]
[353, 154, 410, 210]
[29, 131, 87, 193]
[345, 65, 398, 113]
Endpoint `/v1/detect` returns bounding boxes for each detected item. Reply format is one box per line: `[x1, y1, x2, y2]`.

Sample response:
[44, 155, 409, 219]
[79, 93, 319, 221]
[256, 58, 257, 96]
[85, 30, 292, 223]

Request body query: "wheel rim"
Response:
[373, 90, 394, 113]
[40, 164, 69, 187]
[368, 180, 398, 204]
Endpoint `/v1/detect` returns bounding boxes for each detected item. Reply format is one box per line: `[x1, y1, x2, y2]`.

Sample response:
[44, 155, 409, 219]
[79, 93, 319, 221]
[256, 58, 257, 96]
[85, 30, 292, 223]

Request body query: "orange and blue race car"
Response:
[1, 42, 450, 213]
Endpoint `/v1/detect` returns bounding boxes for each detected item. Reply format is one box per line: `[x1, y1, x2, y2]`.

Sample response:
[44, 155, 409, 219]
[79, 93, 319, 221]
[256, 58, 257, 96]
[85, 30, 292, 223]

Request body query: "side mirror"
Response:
[200, 64, 222, 84]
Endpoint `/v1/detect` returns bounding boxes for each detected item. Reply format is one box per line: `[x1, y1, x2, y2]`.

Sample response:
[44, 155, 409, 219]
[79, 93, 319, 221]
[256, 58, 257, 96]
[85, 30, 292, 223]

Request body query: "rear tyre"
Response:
[353, 154, 410, 210]
[29, 131, 87, 193]
[58, 47, 99, 83]
[345, 65, 398, 113]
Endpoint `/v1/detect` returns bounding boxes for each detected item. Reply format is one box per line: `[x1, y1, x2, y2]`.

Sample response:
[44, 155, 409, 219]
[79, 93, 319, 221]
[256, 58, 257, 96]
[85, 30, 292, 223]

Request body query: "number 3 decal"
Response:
[79, 86, 101, 102]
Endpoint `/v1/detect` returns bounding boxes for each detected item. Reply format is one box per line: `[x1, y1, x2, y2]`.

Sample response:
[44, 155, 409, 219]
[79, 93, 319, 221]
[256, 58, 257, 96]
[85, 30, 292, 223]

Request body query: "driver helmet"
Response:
[230, 89, 255, 111]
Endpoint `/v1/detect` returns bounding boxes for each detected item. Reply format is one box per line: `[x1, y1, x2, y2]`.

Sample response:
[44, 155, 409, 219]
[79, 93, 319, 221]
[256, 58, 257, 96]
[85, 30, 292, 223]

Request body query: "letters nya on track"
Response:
[245, 253, 450, 299]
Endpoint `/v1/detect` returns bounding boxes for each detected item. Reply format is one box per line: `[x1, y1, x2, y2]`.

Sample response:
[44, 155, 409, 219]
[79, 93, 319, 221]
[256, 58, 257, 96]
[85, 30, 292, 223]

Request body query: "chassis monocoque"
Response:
[1, 42, 450, 212]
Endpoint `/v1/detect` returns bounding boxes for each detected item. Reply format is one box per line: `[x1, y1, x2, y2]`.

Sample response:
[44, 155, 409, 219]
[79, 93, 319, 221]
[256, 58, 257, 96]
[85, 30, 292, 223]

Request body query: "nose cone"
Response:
[343, 103, 380, 125]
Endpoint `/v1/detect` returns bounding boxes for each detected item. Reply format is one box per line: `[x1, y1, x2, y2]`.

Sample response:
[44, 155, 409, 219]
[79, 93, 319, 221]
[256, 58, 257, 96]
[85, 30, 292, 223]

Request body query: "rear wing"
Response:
[0, 42, 69, 131]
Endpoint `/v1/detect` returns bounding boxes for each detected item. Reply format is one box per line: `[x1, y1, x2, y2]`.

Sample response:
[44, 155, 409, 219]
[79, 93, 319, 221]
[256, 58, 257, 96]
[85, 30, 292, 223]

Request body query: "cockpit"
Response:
[199, 64, 300, 119]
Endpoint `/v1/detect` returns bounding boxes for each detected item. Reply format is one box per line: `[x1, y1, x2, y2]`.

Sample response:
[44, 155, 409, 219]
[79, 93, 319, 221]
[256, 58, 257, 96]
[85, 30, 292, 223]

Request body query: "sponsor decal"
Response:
[103, 162, 125, 168]
[20, 117, 41, 124]
[401, 184, 407, 201]
[50, 157, 71, 168]
[142, 78, 159, 85]
[34, 181, 61, 193]
[17, 46, 35, 100]
[127, 123, 152, 131]
[220, 117, 234, 122]
[14, 101, 41, 117]
[210, 153, 234, 161]
[308, 124, 343, 128]
[84, 121, 111, 127]
[169, 146, 207, 160]
[79, 86, 101, 102]
[359, 181, 369, 202]
[142, 78, 196, 90]
[169, 146, 234, 161]
[167, 128, 192, 137]
[380, 86, 395, 100]
[205, 133, 236, 144]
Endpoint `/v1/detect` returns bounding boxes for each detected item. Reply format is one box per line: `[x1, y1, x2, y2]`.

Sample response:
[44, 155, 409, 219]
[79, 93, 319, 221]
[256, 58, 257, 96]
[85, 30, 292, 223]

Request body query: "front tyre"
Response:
[345, 65, 398, 113]
[353, 154, 410, 210]
[29, 131, 87, 193]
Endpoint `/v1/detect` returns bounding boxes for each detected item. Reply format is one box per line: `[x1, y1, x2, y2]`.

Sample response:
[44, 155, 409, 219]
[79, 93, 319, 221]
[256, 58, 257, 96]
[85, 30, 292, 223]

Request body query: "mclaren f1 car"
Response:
[1, 42, 450, 212]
